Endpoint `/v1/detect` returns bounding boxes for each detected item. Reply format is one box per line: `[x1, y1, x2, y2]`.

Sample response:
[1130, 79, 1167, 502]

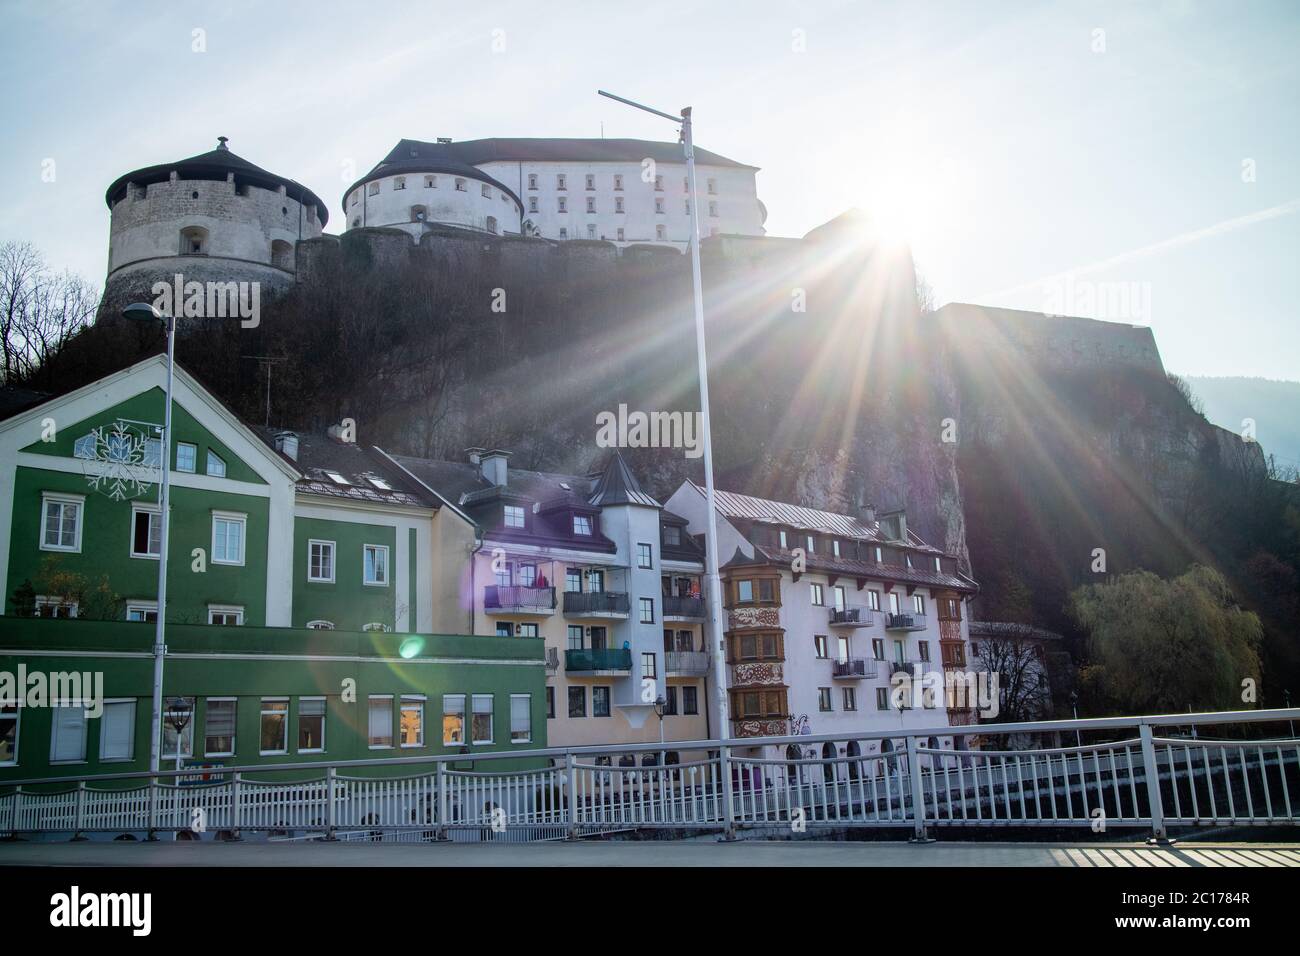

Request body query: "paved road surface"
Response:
[1, 840, 1297, 867]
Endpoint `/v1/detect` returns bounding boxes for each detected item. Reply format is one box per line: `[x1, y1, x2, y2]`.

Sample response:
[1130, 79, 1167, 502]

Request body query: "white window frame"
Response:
[363, 544, 389, 587]
[49, 704, 88, 764]
[510, 694, 532, 744]
[368, 695, 394, 749]
[129, 503, 162, 559]
[471, 694, 494, 745]
[443, 694, 466, 746]
[204, 697, 237, 757]
[125, 601, 158, 622]
[40, 492, 84, 553]
[176, 441, 197, 473]
[259, 697, 290, 755]
[211, 511, 247, 566]
[504, 505, 525, 528]
[399, 695, 425, 749]
[308, 539, 336, 583]
[35, 595, 79, 618]
[206, 449, 227, 478]
[297, 696, 326, 754]
[207, 604, 244, 626]
[98, 698, 136, 762]
[0, 703, 20, 767]
[306, 620, 334, 630]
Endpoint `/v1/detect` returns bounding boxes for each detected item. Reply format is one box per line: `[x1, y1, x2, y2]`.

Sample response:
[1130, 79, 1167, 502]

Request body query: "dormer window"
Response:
[663, 525, 681, 546]
[806, 535, 815, 554]
[573, 514, 593, 536]
[832, 540, 841, 558]
[504, 505, 526, 529]
[778, 529, 787, 549]
[934, 556, 942, 572]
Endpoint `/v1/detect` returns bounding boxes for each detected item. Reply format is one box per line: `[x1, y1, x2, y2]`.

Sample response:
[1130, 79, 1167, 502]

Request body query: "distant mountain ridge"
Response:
[1183, 376, 1300, 471]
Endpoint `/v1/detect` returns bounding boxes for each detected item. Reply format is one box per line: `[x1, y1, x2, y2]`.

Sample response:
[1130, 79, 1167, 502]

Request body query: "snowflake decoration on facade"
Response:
[81, 419, 162, 501]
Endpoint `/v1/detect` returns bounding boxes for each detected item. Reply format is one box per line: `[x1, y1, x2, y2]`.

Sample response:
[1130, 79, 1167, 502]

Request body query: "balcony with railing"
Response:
[829, 606, 873, 628]
[885, 611, 926, 631]
[666, 650, 709, 676]
[832, 658, 876, 680]
[662, 595, 707, 621]
[484, 585, 556, 615]
[563, 591, 631, 619]
[564, 647, 632, 674]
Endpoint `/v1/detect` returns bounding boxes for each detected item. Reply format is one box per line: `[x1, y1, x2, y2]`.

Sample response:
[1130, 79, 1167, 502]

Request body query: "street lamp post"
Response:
[597, 90, 730, 740]
[123, 302, 175, 774]
[1068, 690, 1082, 748]
[653, 694, 667, 766]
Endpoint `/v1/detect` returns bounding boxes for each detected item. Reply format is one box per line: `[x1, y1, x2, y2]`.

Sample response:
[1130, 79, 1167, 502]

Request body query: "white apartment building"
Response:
[665, 481, 982, 773]
[342, 138, 766, 248]
[397, 449, 713, 755]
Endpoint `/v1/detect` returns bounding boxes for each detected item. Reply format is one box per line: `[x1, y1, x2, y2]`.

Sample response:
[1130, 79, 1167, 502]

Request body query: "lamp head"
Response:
[122, 302, 165, 322]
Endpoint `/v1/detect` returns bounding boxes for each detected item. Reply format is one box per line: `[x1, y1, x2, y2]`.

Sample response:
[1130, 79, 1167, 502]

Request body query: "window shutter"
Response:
[100, 701, 135, 760]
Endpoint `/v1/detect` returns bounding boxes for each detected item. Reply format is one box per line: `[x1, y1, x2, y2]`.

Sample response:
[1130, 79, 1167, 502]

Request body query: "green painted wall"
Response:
[0, 618, 547, 782]
[292, 517, 399, 632]
[6, 466, 270, 624]
[21, 387, 265, 485]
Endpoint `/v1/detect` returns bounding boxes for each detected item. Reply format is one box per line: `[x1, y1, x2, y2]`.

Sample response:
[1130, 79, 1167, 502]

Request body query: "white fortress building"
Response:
[342, 137, 766, 247]
[101, 137, 328, 310]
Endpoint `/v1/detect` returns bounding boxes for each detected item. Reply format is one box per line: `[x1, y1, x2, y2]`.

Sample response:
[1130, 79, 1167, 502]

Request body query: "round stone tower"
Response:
[101, 137, 328, 315]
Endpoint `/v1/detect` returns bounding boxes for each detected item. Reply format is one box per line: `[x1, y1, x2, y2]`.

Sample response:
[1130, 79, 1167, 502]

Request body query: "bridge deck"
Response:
[1, 839, 1296, 868]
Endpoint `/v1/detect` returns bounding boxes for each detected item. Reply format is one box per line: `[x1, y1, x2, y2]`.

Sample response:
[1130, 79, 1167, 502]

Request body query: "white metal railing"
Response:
[1, 709, 1297, 843]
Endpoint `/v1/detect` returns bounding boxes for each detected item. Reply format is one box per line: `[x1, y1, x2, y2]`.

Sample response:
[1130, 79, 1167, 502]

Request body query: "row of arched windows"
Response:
[175, 226, 294, 269]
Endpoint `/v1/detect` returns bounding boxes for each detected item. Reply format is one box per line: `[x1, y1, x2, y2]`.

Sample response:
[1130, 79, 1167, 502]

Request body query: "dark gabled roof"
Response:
[342, 139, 523, 213]
[255, 427, 433, 508]
[444, 137, 756, 170]
[692, 482, 942, 554]
[105, 138, 328, 226]
[968, 621, 1063, 642]
[587, 451, 660, 508]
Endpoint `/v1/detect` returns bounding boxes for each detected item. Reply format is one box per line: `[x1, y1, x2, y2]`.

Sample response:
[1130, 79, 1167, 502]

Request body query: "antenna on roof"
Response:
[243, 355, 285, 426]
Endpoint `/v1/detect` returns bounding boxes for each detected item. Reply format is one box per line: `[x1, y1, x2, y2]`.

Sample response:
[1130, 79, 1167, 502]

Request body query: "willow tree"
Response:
[1071, 565, 1262, 714]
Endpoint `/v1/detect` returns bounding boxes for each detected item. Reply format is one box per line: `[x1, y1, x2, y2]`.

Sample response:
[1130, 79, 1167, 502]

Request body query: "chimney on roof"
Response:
[465, 446, 486, 465]
[857, 500, 876, 524]
[217, 136, 229, 150]
[274, 430, 299, 462]
[326, 422, 351, 443]
[480, 449, 511, 487]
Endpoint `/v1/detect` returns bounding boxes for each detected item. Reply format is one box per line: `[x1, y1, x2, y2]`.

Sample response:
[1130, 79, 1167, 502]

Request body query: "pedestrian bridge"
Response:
[3, 709, 1297, 844]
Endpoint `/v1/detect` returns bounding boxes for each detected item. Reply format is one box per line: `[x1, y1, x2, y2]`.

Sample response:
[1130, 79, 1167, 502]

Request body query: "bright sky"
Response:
[1, 0, 1297, 379]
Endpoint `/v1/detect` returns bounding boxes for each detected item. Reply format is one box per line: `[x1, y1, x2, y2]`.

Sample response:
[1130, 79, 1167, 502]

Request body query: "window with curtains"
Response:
[49, 705, 87, 763]
[41, 494, 82, 552]
[363, 544, 388, 586]
[510, 695, 531, 743]
[260, 699, 289, 754]
[204, 699, 236, 756]
[442, 695, 466, 745]
[297, 698, 324, 752]
[472, 695, 493, 744]
[308, 540, 335, 582]
[400, 696, 424, 748]
[368, 696, 393, 748]
[99, 700, 135, 761]
[162, 697, 195, 759]
[683, 685, 698, 715]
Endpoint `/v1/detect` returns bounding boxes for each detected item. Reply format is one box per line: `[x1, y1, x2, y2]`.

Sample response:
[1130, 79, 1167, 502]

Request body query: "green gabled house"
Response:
[0, 356, 545, 779]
